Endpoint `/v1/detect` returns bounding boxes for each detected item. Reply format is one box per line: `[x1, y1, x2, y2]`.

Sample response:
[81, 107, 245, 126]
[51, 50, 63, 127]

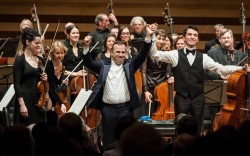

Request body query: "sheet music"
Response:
[68, 88, 92, 115]
[0, 84, 15, 111]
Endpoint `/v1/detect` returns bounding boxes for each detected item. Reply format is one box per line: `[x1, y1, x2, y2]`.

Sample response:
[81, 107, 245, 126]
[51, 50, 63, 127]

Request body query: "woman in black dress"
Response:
[13, 28, 48, 126]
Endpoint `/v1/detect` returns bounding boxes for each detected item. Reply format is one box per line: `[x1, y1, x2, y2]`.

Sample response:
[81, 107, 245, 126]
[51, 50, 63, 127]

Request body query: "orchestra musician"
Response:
[62, 24, 86, 103]
[141, 29, 173, 116]
[117, 26, 138, 58]
[16, 19, 34, 56]
[95, 33, 116, 61]
[81, 23, 156, 150]
[204, 24, 224, 53]
[205, 28, 246, 80]
[63, 24, 85, 78]
[88, 13, 119, 60]
[13, 28, 48, 126]
[150, 25, 247, 134]
[45, 41, 68, 126]
[173, 35, 185, 50]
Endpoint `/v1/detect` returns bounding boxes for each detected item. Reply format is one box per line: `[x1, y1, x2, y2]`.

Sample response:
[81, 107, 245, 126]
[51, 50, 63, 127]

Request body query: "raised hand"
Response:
[146, 23, 158, 36]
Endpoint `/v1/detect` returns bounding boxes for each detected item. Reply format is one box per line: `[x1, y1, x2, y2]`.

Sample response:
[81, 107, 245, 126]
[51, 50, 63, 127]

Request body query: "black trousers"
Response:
[174, 92, 205, 133]
[101, 102, 133, 150]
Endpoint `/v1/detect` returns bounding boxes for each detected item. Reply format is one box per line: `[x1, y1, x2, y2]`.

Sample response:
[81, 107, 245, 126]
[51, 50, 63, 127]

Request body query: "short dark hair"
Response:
[112, 41, 126, 51]
[182, 25, 199, 36]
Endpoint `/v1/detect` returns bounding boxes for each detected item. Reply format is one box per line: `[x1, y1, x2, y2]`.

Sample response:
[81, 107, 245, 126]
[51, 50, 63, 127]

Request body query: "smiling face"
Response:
[67, 27, 80, 44]
[120, 27, 130, 44]
[175, 37, 185, 50]
[219, 30, 234, 50]
[26, 36, 42, 55]
[106, 36, 116, 51]
[111, 43, 126, 65]
[156, 35, 166, 50]
[184, 28, 199, 49]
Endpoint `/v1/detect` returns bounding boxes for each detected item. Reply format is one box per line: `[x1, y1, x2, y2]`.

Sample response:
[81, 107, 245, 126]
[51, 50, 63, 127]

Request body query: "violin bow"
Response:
[0, 37, 10, 57]
[0, 37, 10, 51]
[44, 20, 60, 68]
[62, 42, 99, 84]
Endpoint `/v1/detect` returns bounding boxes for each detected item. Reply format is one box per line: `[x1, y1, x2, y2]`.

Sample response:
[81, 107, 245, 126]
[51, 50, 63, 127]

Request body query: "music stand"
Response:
[204, 80, 227, 105]
[0, 38, 19, 57]
[0, 65, 14, 85]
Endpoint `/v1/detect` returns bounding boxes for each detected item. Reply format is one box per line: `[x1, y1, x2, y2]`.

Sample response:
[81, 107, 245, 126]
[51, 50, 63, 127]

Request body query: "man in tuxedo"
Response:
[82, 23, 156, 150]
[150, 25, 246, 134]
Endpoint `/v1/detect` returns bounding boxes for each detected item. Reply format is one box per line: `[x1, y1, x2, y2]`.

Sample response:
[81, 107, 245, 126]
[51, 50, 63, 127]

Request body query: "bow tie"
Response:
[186, 49, 196, 55]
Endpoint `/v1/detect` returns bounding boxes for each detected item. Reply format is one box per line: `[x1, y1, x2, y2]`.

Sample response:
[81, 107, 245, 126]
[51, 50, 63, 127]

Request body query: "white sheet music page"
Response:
[0, 84, 15, 111]
[68, 88, 92, 115]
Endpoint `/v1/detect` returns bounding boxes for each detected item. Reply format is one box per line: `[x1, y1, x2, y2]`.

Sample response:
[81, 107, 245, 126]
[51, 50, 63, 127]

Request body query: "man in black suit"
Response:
[204, 24, 224, 53]
[82, 23, 156, 150]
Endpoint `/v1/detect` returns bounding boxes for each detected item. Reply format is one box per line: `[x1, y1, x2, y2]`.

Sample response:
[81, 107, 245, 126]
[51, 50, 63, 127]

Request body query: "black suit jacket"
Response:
[204, 38, 221, 53]
[83, 41, 151, 110]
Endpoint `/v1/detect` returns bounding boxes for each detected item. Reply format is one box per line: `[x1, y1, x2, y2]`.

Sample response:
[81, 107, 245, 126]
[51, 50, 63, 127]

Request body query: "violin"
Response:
[55, 66, 71, 118]
[37, 60, 53, 111]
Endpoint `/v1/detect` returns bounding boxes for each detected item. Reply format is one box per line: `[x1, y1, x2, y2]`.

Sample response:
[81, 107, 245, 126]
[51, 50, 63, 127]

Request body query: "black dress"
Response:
[13, 54, 44, 125]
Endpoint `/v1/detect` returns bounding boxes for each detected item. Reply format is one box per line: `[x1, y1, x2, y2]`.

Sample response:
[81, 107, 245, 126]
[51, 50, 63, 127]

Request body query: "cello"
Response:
[151, 2, 175, 120]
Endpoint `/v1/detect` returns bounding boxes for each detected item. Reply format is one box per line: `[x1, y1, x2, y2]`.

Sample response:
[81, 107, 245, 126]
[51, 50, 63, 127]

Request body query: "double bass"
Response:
[213, 3, 249, 130]
[151, 2, 175, 120]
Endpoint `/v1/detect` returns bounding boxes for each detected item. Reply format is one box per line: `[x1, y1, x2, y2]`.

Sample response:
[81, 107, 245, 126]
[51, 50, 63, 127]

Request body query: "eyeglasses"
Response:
[121, 32, 130, 35]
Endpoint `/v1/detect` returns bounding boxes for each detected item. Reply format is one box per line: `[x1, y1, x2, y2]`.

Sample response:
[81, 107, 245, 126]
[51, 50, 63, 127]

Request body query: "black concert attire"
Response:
[62, 39, 84, 103]
[13, 55, 45, 125]
[204, 38, 220, 53]
[88, 28, 111, 60]
[141, 56, 171, 116]
[45, 60, 65, 127]
[131, 31, 146, 52]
